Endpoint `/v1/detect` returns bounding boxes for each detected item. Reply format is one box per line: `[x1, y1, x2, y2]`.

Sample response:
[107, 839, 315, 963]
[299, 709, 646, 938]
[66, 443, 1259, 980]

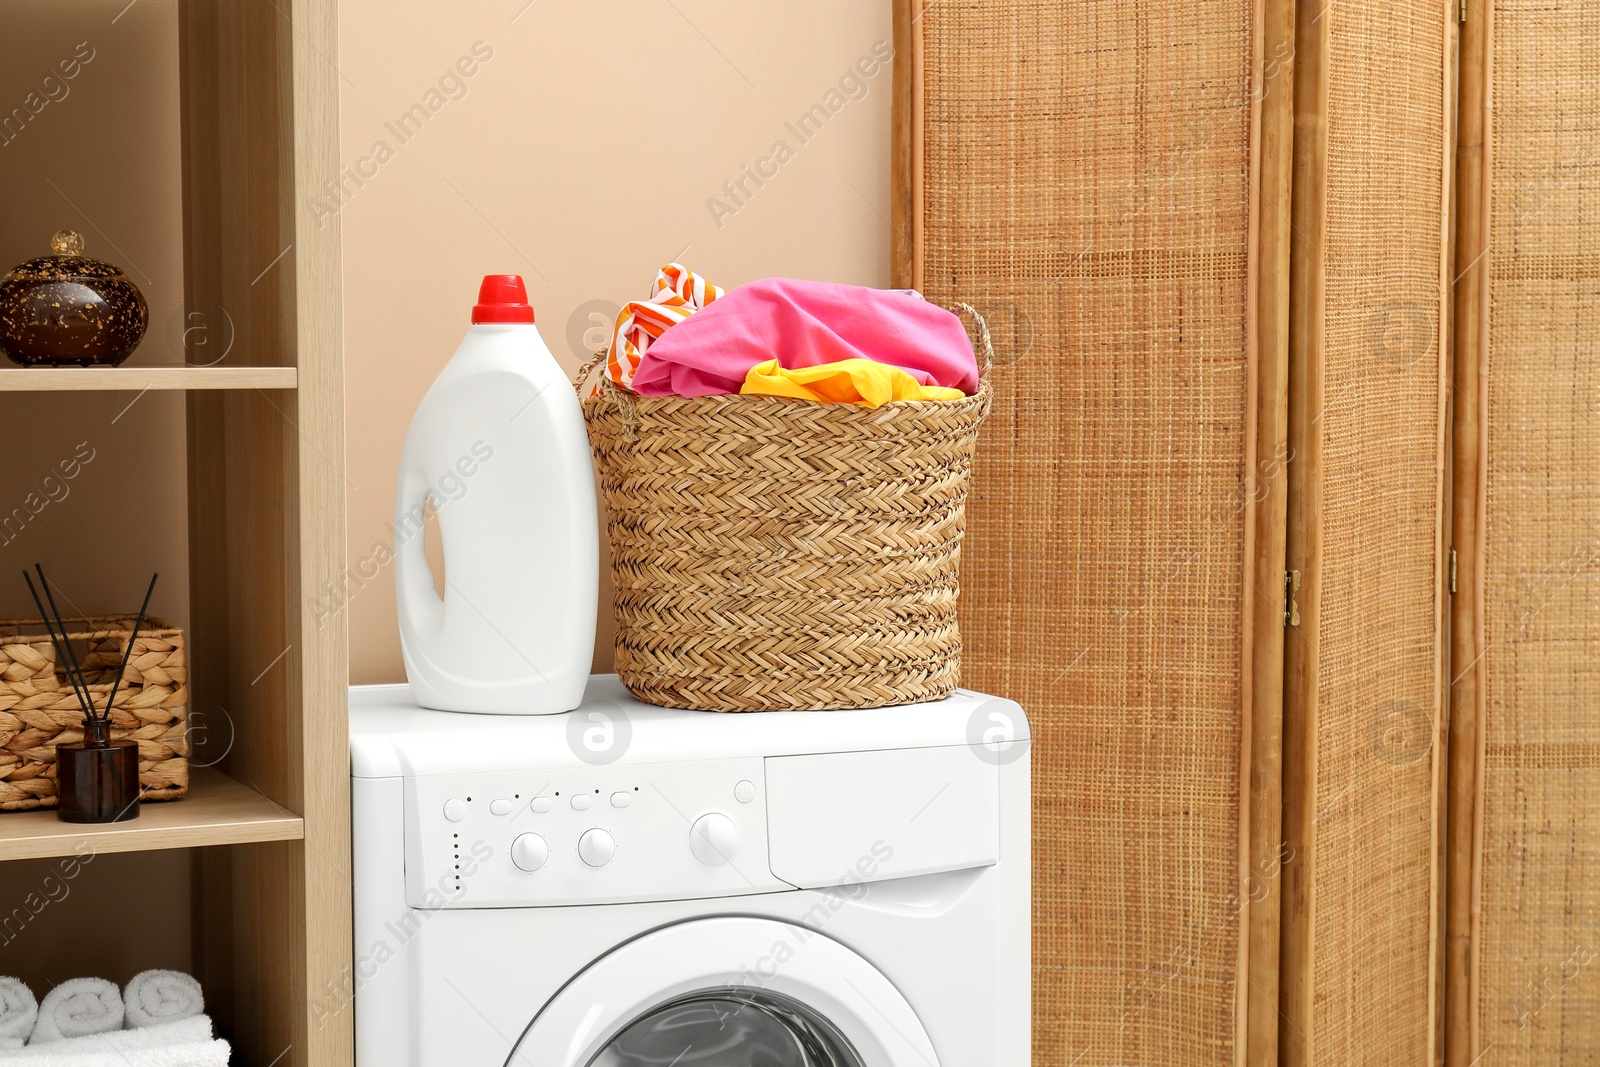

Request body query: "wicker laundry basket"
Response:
[0, 615, 188, 811]
[580, 305, 993, 712]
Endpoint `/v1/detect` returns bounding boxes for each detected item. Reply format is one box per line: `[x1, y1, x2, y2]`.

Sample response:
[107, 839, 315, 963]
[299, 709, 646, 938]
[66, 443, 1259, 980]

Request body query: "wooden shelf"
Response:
[0, 364, 297, 393]
[0, 766, 303, 862]
[0, 4, 350, 1062]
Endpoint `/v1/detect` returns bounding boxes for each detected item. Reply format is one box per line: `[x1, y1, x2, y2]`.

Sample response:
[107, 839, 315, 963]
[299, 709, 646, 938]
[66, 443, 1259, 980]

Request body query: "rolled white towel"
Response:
[121, 973, 202, 1030]
[3, 1016, 213, 1056]
[0, 1039, 229, 1067]
[0, 979, 36, 1046]
[28, 981, 121, 1044]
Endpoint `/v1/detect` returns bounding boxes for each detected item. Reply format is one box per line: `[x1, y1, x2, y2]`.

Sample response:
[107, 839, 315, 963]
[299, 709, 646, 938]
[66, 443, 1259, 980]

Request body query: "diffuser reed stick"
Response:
[101, 572, 158, 723]
[21, 570, 94, 723]
[33, 564, 94, 718]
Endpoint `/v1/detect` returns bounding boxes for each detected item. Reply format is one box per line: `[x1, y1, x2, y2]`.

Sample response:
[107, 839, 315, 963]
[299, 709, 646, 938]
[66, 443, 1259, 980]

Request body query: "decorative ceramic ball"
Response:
[0, 230, 149, 367]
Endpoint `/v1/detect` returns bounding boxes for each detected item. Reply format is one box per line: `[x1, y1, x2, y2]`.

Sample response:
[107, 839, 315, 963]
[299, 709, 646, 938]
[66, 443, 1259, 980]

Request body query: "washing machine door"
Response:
[507, 917, 940, 1067]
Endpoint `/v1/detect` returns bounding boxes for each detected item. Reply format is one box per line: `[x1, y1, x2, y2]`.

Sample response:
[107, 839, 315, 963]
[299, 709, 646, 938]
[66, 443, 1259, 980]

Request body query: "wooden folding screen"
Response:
[894, 2, 1295, 1064]
[1447, 1, 1600, 1063]
[898, 1, 1598, 1064]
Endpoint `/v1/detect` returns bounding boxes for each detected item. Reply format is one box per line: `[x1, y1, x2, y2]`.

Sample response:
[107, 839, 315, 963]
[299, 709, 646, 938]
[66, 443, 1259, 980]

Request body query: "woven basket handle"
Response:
[947, 302, 995, 382]
[575, 348, 644, 441]
[573, 351, 603, 391]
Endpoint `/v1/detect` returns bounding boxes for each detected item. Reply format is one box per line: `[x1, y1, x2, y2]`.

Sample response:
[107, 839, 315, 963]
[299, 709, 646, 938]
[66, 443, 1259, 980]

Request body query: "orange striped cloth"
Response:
[580, 264, 725, 397]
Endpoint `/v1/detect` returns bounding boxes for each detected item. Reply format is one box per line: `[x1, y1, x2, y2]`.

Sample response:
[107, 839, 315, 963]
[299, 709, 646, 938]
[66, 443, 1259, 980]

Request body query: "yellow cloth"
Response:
[739, 358, 966, 407]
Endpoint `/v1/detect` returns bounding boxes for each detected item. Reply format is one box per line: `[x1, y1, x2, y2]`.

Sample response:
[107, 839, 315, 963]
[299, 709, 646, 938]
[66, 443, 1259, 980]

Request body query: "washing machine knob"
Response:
[689, 813, 739, 866]
[510, 833, 547, 872]
[578, 828, 615, 868]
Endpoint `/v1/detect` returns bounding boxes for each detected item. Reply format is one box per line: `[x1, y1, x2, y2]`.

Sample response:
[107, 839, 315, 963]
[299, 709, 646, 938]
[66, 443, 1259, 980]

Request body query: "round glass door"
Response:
[507, 917, 939, 1067]
[589, 988, 864, 1067]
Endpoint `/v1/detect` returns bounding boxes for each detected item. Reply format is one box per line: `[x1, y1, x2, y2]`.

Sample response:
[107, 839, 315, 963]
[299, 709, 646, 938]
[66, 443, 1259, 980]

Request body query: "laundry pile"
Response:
[0, 972, 227, 1067]
[580, 266, 980, 408]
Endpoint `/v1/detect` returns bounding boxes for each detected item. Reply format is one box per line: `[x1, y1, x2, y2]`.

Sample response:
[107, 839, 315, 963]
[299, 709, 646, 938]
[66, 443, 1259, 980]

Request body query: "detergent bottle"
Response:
[394, 275, 597, 713]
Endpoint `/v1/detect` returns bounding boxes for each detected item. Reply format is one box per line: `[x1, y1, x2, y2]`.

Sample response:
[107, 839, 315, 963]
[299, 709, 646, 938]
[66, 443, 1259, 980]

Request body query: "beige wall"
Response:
[339, 0, 895, 684]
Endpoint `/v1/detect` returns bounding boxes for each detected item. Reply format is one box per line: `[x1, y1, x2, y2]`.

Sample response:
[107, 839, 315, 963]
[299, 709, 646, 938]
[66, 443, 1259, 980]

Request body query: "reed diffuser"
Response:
[23, 566, 158, 823]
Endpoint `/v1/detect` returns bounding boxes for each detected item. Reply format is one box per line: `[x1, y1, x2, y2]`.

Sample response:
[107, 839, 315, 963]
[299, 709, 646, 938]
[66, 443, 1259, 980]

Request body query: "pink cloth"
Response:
[629, 278, 980, 398]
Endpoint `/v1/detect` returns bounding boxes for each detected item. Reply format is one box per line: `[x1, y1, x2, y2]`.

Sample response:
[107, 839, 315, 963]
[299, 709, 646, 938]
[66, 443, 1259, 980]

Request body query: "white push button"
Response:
[571, 794, 593, 811]
[490, 799, 512, 816]
[578, 828, 615, 867]
[734, 780, 756, 804]
[610, 792, 632, 808]
[443, 799, 466, 822]
[531, 797, 553, 813]
[690, 813, 740, 866]
[510, 833, 547, 872]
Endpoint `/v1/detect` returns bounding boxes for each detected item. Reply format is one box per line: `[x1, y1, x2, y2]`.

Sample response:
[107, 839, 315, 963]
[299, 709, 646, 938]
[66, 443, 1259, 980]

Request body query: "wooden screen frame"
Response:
[1444, 1, 1490, 1062]
[1279, 1, 1457, 1064]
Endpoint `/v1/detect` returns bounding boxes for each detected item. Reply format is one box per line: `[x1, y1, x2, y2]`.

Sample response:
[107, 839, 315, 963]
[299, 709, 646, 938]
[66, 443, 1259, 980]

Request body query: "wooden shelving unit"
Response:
[0, 3, 349, 1066]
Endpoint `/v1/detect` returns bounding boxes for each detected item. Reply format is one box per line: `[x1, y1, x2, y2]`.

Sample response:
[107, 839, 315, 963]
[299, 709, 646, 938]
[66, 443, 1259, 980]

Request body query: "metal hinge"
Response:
[1460, 0, 1467, 22]
[1450, 548, 1458, 594]
[1284, 569, 1302, 627]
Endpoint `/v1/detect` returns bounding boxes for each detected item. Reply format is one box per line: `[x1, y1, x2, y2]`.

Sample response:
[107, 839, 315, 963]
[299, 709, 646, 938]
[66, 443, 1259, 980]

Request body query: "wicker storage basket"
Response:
[580, 306, 993, 712]
[0, 615, 188, 811]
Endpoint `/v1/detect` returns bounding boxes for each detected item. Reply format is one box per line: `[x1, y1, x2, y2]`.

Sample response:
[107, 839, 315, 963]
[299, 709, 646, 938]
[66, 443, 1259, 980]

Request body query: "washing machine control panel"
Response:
[403, 756, 790, 907]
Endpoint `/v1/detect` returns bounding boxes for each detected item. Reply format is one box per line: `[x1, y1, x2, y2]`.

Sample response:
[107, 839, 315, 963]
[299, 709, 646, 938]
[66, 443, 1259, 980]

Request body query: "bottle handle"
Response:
[394, 463, 445, 642]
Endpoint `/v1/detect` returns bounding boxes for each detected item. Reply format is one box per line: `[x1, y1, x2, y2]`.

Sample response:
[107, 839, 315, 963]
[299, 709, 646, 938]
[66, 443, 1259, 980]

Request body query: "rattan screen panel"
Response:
[917, 2, 1257, 1063]
[1296, 1, 1451, 1064]
[1475, 0, 1600, 1060]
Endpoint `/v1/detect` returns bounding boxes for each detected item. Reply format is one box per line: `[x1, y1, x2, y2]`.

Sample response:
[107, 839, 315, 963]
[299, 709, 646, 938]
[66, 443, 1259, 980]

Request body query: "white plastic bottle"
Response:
[394, 275, 598, 714]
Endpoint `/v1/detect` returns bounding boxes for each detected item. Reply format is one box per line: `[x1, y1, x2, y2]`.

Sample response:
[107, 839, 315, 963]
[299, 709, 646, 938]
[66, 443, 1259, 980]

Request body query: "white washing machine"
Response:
[349, 675, 1030, 1066]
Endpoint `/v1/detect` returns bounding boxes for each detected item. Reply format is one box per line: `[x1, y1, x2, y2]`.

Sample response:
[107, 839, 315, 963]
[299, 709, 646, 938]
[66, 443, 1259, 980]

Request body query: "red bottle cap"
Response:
[472, 275, 535, 324]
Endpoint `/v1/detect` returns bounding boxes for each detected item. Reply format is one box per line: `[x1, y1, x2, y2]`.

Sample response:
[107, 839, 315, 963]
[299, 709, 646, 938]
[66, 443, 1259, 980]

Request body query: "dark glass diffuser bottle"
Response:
[56, 718, 141, 823]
